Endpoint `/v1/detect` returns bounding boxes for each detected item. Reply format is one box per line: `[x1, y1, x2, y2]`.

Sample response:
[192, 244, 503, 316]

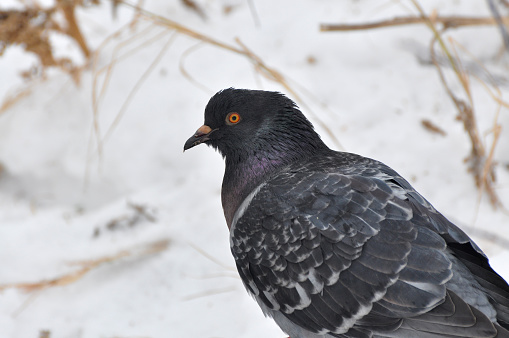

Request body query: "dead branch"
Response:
[321, 15, 509, 32]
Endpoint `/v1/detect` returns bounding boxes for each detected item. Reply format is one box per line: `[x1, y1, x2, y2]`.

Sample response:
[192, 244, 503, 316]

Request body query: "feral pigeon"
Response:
[184, 88, 509, 337]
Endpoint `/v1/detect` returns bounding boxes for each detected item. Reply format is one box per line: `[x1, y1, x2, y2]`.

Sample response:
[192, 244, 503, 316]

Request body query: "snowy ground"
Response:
[0, 1, 508, 337]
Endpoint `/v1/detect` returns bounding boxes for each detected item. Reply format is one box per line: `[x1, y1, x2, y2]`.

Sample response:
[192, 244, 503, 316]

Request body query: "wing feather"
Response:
[230, 154, 509, 337]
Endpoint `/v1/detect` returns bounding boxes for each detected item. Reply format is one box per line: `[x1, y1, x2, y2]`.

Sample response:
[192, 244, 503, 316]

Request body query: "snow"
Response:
[0, 1, 508, 337]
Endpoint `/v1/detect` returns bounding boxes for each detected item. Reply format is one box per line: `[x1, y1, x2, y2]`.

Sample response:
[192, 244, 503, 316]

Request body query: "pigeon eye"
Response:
[227, 112, 241, 125]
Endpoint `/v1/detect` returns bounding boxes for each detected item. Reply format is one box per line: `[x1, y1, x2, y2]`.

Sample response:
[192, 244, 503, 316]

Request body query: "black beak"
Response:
[184, 125, 215, 151]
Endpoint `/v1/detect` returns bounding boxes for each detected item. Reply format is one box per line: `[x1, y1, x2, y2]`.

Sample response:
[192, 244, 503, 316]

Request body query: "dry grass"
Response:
[0, 0, 108, 114]
[0, 0, 507, 299]
[0, 239, 169, 293]
[321, 1, 509, 209]
[86, 0, 344, 166]
[411, 0, 505, 209]
[87, 15, 172, 176]
[0, 87, 32, 114]
[0, 0, 101, 80]
[0, 0, 343, 163]
[2, 1, 506, 207]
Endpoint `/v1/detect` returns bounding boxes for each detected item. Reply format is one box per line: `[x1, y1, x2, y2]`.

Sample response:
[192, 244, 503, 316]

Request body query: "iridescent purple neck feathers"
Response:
[221, 136, 328, 228]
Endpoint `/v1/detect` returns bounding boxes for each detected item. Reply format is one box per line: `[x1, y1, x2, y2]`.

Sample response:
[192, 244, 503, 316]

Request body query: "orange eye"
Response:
[227, 112, 241, 124]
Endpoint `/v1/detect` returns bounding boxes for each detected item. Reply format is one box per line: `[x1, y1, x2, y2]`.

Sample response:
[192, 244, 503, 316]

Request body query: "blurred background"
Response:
[0, 0, 508, 337]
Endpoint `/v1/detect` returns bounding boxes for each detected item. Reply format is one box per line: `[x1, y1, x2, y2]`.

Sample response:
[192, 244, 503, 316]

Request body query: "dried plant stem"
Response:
[58, 0, 90, 58]
[120, 1, 243, 54]
[0, 87, 32, 114]
[115, 1, 343, 149]
[91, 21, 140, 163]
[481, 122, 502, 207]
[410, 0, 501, 207]
[102, 31, 176, 143]
[0, 239, 169, 292]
[321, 15, 509, 32]
[94, 23, 159, 112]
[179, 42, 214, 94]
[233, 38, 343, 149]
[478, 79, 509, 109]
[450, 40, 507, 210]
[187, 242, 236, 271]
[181, 286, 235, 301]
[91, 23, 164, 160]
[0, 0, 100, 89]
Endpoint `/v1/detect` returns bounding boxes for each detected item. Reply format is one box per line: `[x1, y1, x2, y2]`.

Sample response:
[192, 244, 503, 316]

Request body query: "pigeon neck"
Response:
[221, 140, 328, 228]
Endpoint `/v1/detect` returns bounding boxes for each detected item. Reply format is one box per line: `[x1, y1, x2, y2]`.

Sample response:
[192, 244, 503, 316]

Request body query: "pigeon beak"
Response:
[184, 125, 215, 151]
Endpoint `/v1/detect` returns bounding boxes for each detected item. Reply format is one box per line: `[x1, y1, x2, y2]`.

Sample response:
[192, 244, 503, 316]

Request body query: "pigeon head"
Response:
[184, 88, 329, 227]
[184, 88, 327, 162]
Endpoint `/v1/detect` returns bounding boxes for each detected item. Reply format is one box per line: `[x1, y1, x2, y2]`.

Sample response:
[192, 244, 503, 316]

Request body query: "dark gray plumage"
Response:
[184, 88, 509, 337]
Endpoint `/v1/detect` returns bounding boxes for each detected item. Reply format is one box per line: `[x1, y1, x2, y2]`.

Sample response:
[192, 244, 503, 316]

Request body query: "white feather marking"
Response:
[263, 291, 281, 311]
[331, 289, 385, 334]
[308, 269, 324, 293]
[325, 271, 340, 286]
[230, 182, 266, 239]
[248, 280, 260, 296]
[373, 172, 408, 200]
[293, 283, 311, 310]
[387, 200, 413, 220]
[405, 281, 442, 294]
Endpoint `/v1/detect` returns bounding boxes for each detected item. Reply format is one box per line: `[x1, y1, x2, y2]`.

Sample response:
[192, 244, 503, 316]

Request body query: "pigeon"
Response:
[184, 88, 509, 338]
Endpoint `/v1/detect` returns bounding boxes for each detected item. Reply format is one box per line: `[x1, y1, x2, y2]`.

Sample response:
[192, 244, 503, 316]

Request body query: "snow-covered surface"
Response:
[0, 1, 508, 337]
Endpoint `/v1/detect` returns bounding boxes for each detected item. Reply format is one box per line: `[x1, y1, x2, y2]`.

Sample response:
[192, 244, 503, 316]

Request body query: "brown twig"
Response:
[321, 15, 509, 32]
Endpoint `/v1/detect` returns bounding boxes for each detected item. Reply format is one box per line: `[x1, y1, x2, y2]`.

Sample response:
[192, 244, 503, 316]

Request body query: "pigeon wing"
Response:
[231, 157, 509, 337]
[377, 164, 509, 330]
[231, 164, 449, 335]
